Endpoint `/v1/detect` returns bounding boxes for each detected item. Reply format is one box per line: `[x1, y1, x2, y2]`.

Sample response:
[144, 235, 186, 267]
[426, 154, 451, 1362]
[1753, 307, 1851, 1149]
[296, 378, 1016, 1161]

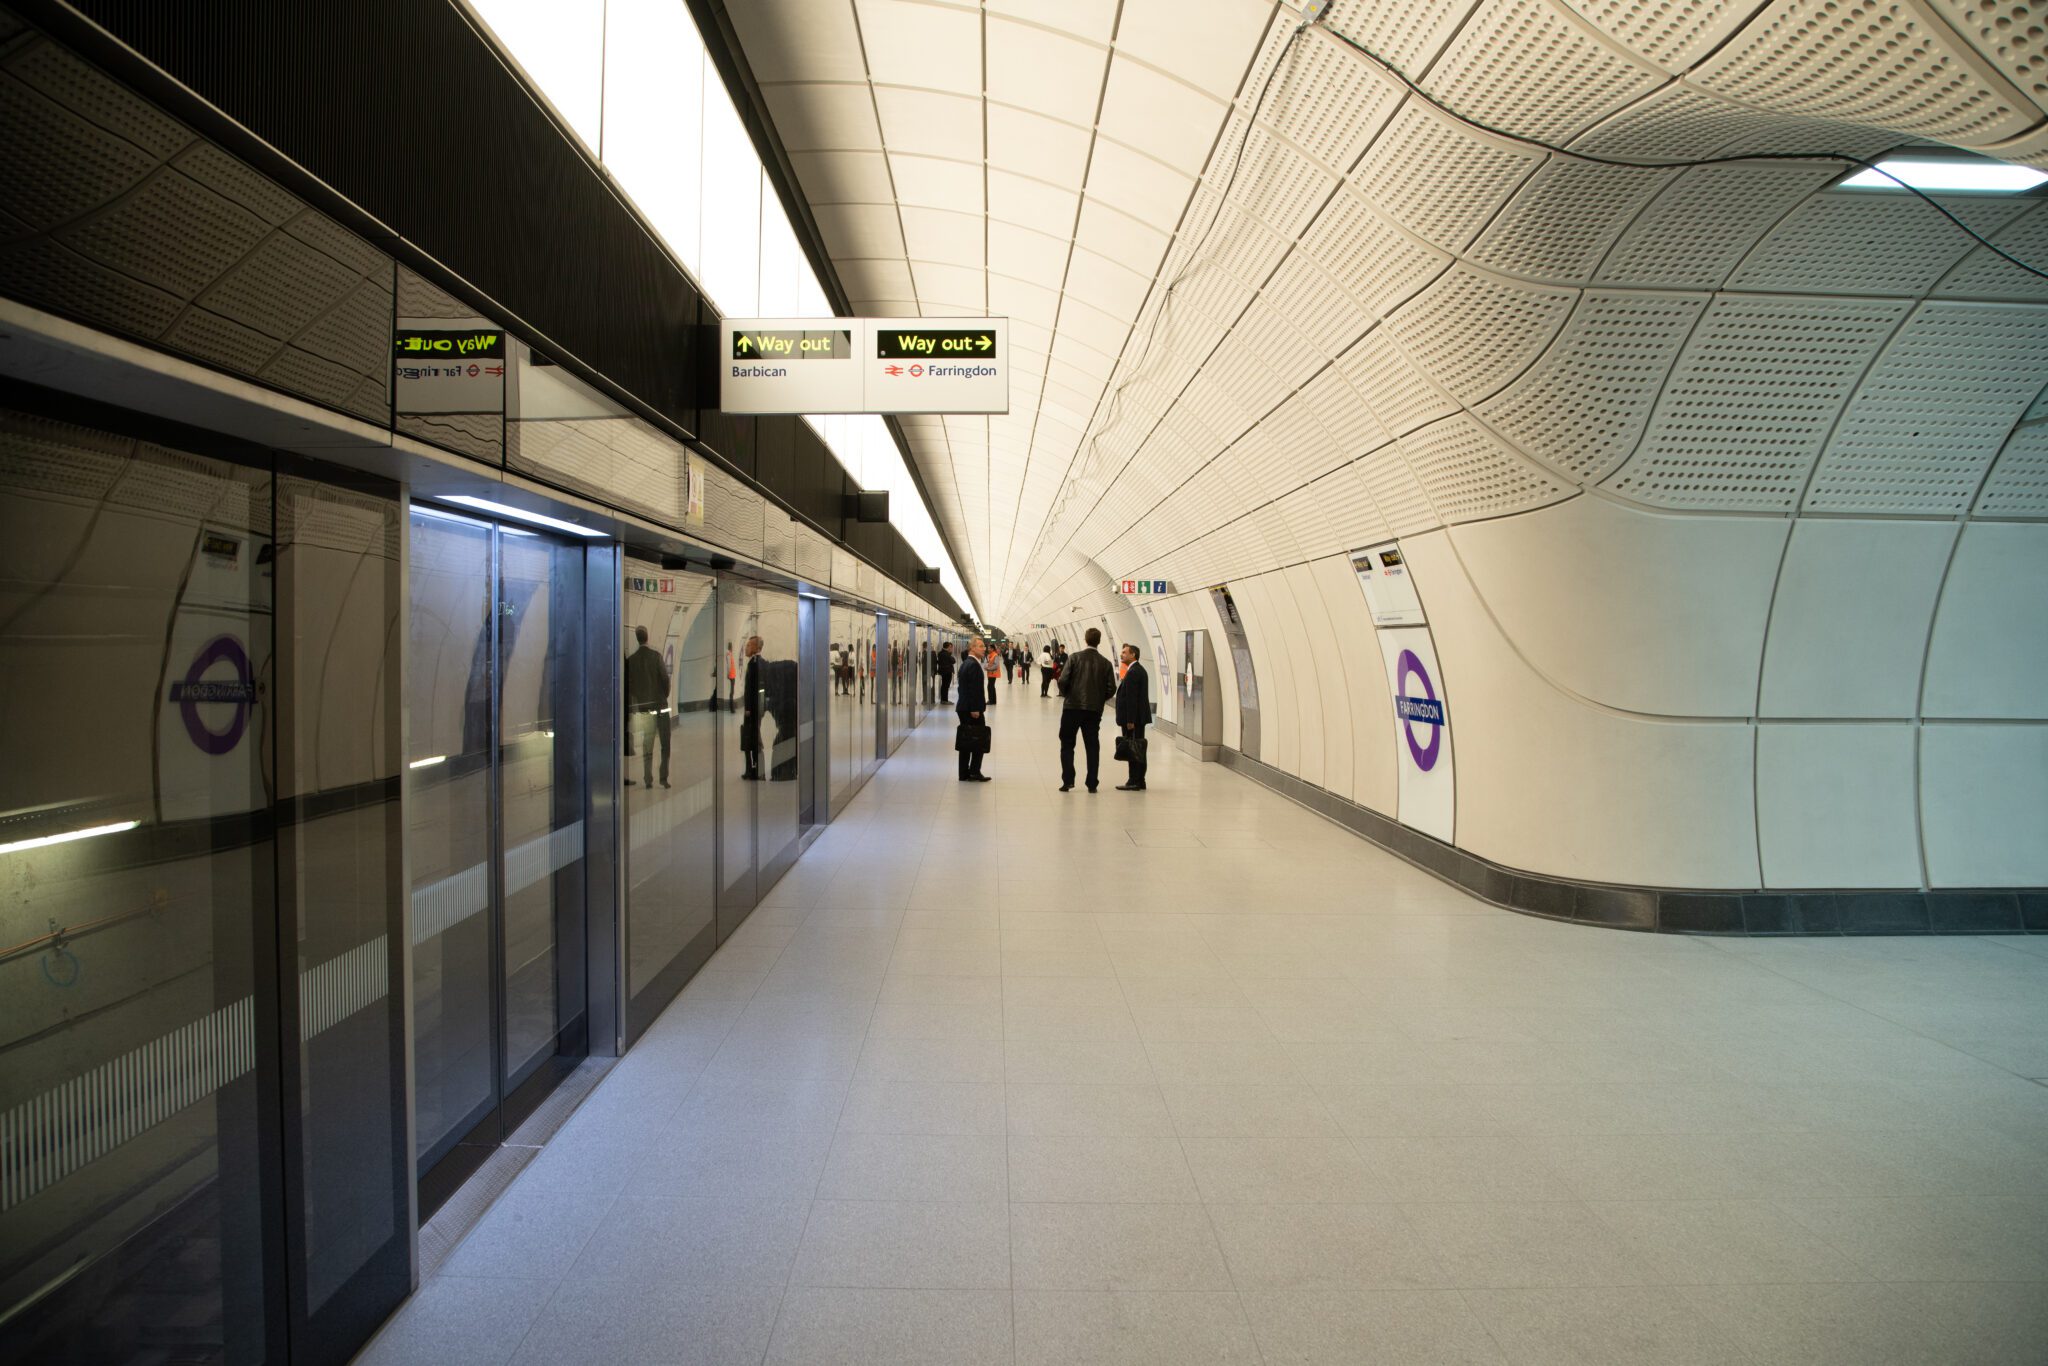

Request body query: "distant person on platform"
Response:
[1114, 643, 1150, 792]
[936, 641, 956, 704]
[983, 642, 1002, 706]
[739, 635, 765, 780]
[623, 624, 671, 789]
[1038, 644, 1056, 696]
[955, 636, 990, 783]
[1055, 627, 1114, 793]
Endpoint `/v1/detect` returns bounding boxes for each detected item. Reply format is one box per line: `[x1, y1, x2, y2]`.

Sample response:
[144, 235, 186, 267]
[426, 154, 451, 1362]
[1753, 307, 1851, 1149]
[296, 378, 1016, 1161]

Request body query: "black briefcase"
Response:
[955, 722, 992, 754]
[1114, 733, 1146, 762]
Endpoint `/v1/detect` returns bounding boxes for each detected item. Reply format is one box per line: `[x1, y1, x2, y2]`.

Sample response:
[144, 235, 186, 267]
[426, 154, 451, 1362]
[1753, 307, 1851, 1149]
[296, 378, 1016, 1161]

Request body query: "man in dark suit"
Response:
[935, 641, 957, 704]
[955, 636, 990, 782]
[1055, 627, 1115, 793]
[1114, 643, 1150, 791]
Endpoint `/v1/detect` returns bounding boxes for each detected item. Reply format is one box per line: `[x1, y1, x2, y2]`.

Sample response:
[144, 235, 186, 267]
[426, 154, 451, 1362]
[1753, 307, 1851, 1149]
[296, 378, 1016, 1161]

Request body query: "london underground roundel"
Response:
[1393, 648, 1446, 772]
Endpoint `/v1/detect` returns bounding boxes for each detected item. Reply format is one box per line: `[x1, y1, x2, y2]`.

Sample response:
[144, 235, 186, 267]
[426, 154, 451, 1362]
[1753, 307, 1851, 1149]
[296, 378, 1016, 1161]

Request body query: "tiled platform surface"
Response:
[357, 687, 2048, 1366]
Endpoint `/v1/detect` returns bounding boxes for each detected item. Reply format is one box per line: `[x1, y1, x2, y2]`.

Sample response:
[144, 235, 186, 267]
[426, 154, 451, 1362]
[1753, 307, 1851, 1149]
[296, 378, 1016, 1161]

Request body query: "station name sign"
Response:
[720, 317, 1008, 415]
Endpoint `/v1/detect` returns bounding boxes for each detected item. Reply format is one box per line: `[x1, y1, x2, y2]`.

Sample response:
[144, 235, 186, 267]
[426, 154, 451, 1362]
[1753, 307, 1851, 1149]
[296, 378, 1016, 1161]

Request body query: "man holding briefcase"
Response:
[956, 636, 991, 783]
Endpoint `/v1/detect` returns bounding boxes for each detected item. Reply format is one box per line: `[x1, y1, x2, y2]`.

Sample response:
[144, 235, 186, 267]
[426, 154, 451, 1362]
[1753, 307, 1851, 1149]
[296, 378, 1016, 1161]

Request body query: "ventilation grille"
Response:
[1729, 192, 2032, 296]
[1354, 439, 1438, 534]
[1609, 295, 1909, 509]
[1470, 159, 1678, 282]
[1479, 289, 1706, 484]
[1693, 0, 2037, 143]
[1400, 412, 1573, 520]
[1385, 264, 1578, 406]
[1260, 251, 1372, 356]
[1298, 186, 1450, 318]
[1937, 202, 2048, 301]
[1428, 0, 1669, 144]
[1805, 302, 2048, 513]
[1299, 364, 1391, 456]
[1561, 0, 1762, 68]
[1929, 0, 2048, 103]
[1975, 400, 2048, 515]
[1337, 327, 1456, 437]
[1267, 27, 1404, 173]
[1235, 125, 1338, 240]
[1595, 161, 1840, 288]
[1352, 103, 1545, 252]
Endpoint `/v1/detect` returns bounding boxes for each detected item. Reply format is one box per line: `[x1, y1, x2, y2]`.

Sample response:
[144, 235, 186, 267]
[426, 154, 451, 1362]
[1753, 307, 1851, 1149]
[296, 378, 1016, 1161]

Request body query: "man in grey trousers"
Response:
[1055, 626, 1115, 793]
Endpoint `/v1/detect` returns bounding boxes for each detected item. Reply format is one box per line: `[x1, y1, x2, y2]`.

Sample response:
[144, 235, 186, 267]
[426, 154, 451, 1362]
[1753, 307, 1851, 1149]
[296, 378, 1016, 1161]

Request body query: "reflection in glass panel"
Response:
[0, 410, 276, 1363]
[407, 508, 496, 1164]
[276, 475, 411, 1318]
[623, 562, 717, 1019]
[498, 531, 587, 1083]
[717, 582, 757, 922]
[754, 587, 800, 881]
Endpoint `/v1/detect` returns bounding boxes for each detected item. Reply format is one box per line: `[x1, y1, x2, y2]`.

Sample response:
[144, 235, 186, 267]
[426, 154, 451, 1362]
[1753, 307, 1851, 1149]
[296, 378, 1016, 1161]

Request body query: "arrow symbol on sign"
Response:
[736, 334, 755, 353]
[976, 335, 992, 351]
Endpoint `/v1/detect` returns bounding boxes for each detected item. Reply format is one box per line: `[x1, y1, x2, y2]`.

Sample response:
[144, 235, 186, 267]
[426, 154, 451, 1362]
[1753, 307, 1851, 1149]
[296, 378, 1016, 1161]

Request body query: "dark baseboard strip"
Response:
[1213, 747, 2044, 937]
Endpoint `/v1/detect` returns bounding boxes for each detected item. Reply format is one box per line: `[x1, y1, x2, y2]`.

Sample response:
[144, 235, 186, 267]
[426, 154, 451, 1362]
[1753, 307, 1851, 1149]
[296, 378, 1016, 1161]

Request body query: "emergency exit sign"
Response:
[720, 317, 1009, 415]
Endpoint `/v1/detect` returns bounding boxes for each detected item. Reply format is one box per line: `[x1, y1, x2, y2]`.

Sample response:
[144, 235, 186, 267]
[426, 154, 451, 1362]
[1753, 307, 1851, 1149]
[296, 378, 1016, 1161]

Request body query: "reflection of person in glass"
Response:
[739, 634, 765, 779]
[624, 624, 671, 788]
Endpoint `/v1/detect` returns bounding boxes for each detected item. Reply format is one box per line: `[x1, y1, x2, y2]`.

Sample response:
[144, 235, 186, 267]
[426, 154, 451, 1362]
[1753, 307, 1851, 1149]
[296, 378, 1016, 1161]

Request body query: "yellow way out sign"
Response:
[720, 317, 1009, 415]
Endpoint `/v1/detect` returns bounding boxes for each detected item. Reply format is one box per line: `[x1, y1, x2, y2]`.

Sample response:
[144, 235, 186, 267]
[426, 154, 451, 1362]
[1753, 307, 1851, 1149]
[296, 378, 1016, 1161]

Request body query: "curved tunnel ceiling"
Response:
[729, 0, 2048, 629]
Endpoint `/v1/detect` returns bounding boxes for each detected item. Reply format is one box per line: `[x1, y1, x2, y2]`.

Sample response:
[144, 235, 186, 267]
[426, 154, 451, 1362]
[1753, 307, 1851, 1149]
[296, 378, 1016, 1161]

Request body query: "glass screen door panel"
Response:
[406, 509, 497, 1167]
[622, 564, 717, 1035]
[497, 530, 587, 1086]
[754, 586, 800, 883]
[717, 581, 758, 924]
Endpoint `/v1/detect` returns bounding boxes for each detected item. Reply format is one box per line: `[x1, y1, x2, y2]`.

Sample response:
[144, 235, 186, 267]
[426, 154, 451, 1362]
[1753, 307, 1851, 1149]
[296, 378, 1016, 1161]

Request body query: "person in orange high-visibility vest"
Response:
[724, 643, 737, 713]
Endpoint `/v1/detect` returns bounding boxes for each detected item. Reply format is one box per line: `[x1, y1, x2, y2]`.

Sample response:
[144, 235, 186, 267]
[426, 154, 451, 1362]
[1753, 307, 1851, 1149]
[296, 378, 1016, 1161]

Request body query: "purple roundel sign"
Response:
[168, 634, 256, 756]
[1393, 648, 1446, 772]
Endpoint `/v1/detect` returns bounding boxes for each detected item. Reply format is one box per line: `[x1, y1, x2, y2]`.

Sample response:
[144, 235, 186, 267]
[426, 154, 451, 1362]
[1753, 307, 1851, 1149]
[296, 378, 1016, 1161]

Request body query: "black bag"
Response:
[955, 722, 992, 754]
[1114, 733, 1146, 762]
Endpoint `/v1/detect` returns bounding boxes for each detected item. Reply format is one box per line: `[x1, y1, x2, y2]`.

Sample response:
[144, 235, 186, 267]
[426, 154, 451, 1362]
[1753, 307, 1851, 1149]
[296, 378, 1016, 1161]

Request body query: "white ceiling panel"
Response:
[789, 149, 897, 205]
[812, 201, 908, 258]
[727, 1, 869, 84]
[988, 169, 1082, 236]
[1114, 0, 1272, 100]
[874, 86, 984, 160]
[985, 17, 1109, 124]
[854, 0, 983, 96]
[987, 104, 1093, 187]
[887, 153, 985, 211]
[1064, 246, 1151, 320]
[1083, 138, 1198, 224]
[1096, 56, 1229, 175]
[760, 82, 882, 151]
[900, 205, 986, 269]
[987, 220, 1072, 284]
[1075, 197, 1172, 276]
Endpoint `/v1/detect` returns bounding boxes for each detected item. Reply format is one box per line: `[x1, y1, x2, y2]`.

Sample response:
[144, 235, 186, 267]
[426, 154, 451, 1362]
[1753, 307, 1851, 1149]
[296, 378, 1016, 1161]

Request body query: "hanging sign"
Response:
[720, 317, 1009, 415]
[394, 318, 505, 415]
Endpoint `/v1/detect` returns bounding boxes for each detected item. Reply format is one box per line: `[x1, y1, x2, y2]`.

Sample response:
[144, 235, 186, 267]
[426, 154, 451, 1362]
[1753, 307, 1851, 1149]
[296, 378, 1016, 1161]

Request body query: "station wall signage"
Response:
[720, 317, 1009, 415]
[1115, 579, 1170, 595]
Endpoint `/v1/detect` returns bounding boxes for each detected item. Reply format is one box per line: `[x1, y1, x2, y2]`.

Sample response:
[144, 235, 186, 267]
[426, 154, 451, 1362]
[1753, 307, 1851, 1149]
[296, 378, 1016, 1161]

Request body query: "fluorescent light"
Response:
[0, 820, 139, 857]
[440, 496, 608, 537]
[1839, 157, 2048, 194]
[409, 755, 447, 769]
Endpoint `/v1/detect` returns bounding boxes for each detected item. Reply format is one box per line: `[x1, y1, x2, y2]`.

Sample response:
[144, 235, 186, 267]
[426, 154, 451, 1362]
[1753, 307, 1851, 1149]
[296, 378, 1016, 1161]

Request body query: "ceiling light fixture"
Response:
[439, 495, 609, 537]
[1838, 156, 2048, 194]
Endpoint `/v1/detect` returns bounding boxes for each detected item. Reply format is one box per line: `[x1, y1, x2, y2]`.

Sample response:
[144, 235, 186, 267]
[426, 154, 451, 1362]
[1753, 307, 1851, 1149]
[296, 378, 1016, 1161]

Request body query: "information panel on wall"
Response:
[1352, 541, 1453, 843]
[720, 317, 1010, 415]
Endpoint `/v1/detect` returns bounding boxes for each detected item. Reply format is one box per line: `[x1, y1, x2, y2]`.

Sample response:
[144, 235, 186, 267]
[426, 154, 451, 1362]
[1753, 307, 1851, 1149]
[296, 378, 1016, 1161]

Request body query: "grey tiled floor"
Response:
[357, 689, 2048, 1365]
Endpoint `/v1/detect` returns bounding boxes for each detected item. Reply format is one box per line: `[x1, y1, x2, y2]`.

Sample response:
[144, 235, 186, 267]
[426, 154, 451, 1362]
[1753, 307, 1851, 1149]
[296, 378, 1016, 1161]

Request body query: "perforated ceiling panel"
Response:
[1804, 302, 2048, 513]
[722, 0, 2048, 635]
[1609, 295, 1910, 509]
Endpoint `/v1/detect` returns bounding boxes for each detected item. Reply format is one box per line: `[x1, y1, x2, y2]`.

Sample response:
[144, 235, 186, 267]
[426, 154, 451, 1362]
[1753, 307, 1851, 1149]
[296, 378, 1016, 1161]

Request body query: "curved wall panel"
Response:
[730, 0, 2048, 903]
